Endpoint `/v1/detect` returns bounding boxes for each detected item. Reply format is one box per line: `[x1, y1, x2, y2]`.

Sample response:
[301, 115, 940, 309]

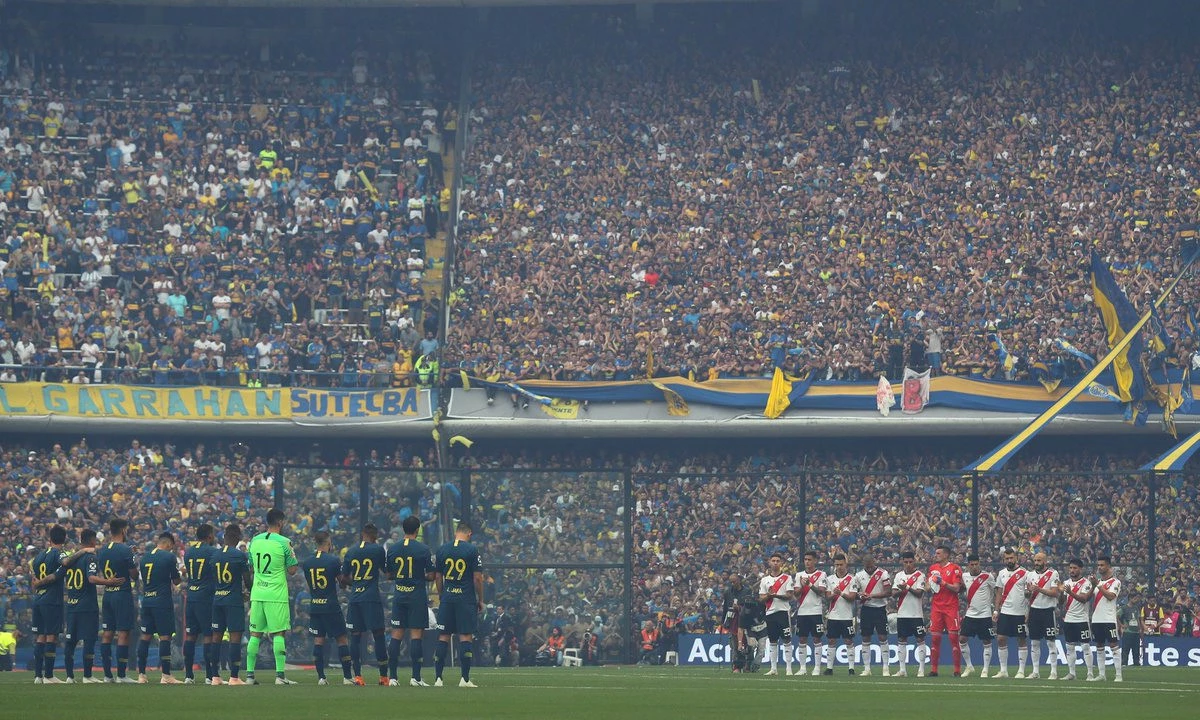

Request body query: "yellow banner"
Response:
[0, 383, 425, 421]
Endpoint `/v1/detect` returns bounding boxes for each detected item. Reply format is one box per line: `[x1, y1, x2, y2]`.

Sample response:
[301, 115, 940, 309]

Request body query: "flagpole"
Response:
[964, 251, 1200, 474]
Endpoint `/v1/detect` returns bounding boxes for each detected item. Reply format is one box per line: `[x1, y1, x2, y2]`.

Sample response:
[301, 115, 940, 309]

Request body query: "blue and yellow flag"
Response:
[764, 367, 793, 419]
[1140, 424, 1200, 471]
[1090, 253, 1148, 408]
[763, 368, 814, 419]
[650, 381, 690, 417]
[986, 332, 1015, 374]
[1053, 338, 1096, 369]
[1030, 361, 1061, 393]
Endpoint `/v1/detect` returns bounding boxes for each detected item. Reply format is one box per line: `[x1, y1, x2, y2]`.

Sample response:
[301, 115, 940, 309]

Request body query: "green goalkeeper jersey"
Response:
[248, 531, 297, 603]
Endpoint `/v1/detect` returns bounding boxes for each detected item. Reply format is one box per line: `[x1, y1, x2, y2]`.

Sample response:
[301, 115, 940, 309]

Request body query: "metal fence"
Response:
[2, 469, 1192, 670]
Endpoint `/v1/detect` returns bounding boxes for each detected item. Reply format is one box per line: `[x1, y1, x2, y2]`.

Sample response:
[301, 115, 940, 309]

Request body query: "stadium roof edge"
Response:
[17, 0, 774, 6]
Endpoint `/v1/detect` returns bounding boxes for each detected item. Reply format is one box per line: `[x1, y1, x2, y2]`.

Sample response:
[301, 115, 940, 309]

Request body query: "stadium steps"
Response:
[420, 145, 455, 300]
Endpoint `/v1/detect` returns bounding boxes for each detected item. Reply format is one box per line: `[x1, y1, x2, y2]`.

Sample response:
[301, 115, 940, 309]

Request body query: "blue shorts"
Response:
[211, 604, 246, 635]
[185, 601, 213, 636]
[346, 602, 385, 633]
[66, 612, 100, 645]
[437, 602, 477, 636]
[32, 605, 64, 636]
[140, 605, 176, 637]
[102, 594, 136, 633]
[308, 610, 348, 639]
[390, 596, 429, 630]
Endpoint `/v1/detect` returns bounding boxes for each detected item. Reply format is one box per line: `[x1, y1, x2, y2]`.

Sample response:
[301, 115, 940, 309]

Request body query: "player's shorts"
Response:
[437, 601, 478, 636]
[211, 604, 246, 635]
[346, 602, 385, 633]
[996, 613, 1027, 639]
[185, 601, 213, 636]
[743, 613, 767, 640]
[1027, 607, 1058, 640]
[859, 606, 888, 637]
[248, 600, 290, 635]
[826, 619, 854, 640]
[1091, 622, 1119, 644]
[764, 612, 792, 643]
[896, 617, 927, 640]
[929, 607, 961, 634]
[31, 605, 64, 635]
[65, 612, 100, 645]
[794, 613, 825, 639]
[140, 604, 176, 636]
[391, 597, 429, 630]
[102, 594, 135, 633]
[308, 610, 349, 639]
[1062, 621, 1092, 644]
[961, 616, 996, 641]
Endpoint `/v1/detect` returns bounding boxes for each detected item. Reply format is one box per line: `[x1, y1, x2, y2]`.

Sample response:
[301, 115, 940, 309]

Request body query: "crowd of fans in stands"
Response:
[0, 23, 449, 389]
[447, 6, 1200, 386]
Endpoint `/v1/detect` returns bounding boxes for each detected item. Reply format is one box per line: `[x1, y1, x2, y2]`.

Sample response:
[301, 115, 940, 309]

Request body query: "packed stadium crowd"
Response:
[4, 0, 1200, 683]
[447, 7, 1200, 384]
[0, 24, 449, 389]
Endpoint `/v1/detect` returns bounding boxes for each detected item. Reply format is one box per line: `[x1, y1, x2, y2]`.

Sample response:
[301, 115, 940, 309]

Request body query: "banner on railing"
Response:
[0, 382, 431, 423]
[677, 634, 1200, 667]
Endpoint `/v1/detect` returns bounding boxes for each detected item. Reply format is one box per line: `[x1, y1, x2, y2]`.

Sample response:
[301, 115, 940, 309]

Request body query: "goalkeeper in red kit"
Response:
[927, 545, 964, 677]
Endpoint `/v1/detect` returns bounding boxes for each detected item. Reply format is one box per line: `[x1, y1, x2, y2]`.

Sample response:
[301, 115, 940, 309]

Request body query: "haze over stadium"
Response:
[2, 0, 1200, 715]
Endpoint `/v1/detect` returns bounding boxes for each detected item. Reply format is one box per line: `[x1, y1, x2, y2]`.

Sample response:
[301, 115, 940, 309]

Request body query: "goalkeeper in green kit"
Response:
[245, 509, 300, 685]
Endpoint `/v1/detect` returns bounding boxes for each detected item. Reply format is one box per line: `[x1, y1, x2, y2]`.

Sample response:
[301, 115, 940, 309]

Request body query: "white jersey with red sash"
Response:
[996, 566, 1030, 615]
[758, 572, 795, 615]
[1030, 568, 1060, 610]
[825, 572, 859, 621]
[854, 568, 891, 608]
[1091, 576, 1121, 624]
[795, 570, 825, 616]
[892, 569, 925, 619]
[963, 571, 996, 619]
[1062, 577, 1093, 623]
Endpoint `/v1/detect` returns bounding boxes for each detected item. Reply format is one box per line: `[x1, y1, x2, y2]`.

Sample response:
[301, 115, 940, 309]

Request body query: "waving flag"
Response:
[964, 249, 1200, 475]
[901, 367, 930, 414]
[986, 332, 1016, 378]
[1090, 253, 1148, 410]
[763, 368, 814, 419]
[876, 375, 896, 417]
[1053, 338, 1096, 368]
[1140, 425, 1200, 471]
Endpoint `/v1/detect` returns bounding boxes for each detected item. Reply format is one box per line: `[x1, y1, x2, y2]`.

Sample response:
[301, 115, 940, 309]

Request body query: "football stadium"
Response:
[1, 0, 1200, 717]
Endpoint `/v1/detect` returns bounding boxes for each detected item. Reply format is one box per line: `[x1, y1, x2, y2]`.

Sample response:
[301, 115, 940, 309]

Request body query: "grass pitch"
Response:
[1, 665, 1196, 720]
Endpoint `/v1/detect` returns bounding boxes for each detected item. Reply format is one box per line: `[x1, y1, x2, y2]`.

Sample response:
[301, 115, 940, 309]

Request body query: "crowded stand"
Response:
[0, 18, 451, 389]
[447, 6, 1200, 384]
[2, 436, 1199, 667]
[6, 0, 1200, 679]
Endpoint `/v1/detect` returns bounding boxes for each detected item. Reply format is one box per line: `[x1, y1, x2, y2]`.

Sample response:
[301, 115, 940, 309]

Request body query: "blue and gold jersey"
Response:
[96, 542, 135, 595]
[64, 550, 101, 614]
[31, 547, 65, 607]
[185, 541, 218, 603]
[301, 551, 343, 615]
[139, 548, 180, 608]
[341, 541, 386, 604]
[385, 538, 433, 599]
[212, 546, 249, 607]
[434, 539, 481, 604]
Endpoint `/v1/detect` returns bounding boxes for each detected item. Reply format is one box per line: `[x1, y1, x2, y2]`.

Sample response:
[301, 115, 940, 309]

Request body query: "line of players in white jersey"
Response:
[752, 546, 1124, 682]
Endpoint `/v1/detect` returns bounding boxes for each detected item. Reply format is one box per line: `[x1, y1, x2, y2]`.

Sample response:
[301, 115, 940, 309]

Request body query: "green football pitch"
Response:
[1, 666, 1196, 720]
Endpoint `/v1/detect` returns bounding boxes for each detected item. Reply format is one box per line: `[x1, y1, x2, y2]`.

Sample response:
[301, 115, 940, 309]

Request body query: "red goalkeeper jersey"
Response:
[928, 562, 962, 613]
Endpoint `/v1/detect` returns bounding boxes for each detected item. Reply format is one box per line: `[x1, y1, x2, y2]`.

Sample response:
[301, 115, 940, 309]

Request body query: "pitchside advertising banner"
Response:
[679, 634, 1200, 668]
